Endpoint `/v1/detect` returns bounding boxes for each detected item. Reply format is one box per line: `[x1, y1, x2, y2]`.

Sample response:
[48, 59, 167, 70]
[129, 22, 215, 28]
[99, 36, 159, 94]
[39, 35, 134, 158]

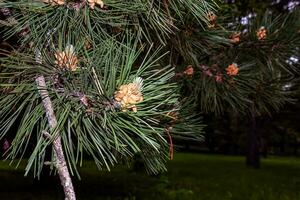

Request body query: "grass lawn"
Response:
[0, 153, 300, 200]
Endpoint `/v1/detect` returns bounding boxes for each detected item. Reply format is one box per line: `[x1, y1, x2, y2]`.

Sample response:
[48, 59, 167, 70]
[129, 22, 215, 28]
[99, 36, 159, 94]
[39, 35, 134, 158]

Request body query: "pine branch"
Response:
[35, 75, 76, 200]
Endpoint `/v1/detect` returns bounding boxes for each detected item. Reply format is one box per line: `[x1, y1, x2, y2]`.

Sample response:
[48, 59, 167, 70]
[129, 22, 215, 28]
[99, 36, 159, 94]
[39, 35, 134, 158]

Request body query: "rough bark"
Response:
[36, 75, 76, 200]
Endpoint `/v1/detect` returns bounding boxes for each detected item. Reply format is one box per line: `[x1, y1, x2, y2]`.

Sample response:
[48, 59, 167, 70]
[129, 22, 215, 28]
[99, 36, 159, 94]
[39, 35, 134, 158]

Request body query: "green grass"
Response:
[1, 153, 300, 200]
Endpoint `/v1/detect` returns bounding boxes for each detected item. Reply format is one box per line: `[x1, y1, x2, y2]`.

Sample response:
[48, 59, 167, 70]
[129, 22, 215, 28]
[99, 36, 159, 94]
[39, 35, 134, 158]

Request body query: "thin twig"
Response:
[165, 126, 174, 160]
[36, 75, 76, 200]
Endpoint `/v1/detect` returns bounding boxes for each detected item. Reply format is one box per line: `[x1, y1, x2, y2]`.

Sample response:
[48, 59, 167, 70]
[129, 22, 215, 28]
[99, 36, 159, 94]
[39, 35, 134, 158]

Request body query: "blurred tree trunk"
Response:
[246, 105, 260, 169]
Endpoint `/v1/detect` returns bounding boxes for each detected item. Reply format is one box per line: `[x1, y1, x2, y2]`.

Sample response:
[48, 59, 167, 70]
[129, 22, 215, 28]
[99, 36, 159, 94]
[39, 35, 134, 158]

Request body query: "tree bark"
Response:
[36, 75, 76, 200]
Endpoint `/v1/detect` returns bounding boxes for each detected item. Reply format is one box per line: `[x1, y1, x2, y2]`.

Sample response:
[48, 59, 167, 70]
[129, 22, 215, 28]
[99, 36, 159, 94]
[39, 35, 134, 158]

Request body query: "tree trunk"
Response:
[246, 106, 260, 169]
[36, 75, 76, 200]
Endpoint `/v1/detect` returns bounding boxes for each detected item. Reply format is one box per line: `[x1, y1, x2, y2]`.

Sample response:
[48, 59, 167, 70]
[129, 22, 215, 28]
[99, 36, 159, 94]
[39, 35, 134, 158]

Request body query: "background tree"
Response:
[173, 2, 299, 168]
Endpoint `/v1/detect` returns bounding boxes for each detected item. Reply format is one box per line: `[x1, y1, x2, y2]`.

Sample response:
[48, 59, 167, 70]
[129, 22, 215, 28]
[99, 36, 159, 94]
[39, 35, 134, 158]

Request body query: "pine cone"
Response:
[54, 45, 78, 71]
[207, 12, 217, 28]
[226, 63, 239, 76]
[183, 65, 194, 76]
[87, 0, 104, 9]
[257, 27, 267, 40]
[230, 32, 241, 43]
[114, 78, 143, 112]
